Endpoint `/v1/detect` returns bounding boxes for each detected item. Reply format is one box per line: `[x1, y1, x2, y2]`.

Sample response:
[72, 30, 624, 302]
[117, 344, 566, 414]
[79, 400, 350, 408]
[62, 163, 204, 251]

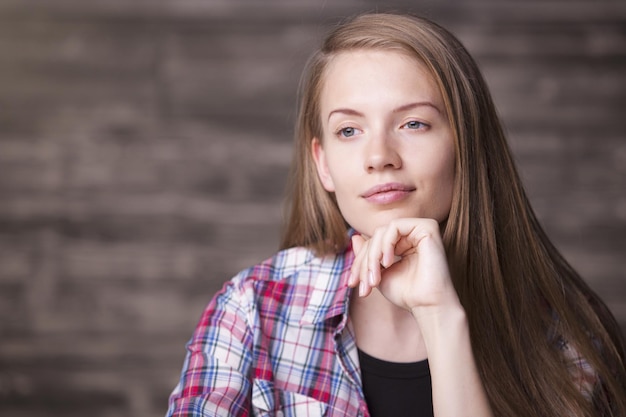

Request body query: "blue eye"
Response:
[338, 127, 357, 137]
[403, 120, 427, 129]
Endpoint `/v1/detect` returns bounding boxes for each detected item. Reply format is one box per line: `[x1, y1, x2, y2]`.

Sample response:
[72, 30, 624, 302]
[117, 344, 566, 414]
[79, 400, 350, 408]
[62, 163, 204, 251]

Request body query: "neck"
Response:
[349, 288, 427, 362]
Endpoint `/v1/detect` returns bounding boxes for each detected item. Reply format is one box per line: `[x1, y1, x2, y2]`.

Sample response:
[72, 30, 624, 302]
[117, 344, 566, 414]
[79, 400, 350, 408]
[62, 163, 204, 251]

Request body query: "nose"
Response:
[364, 133, 402, 171]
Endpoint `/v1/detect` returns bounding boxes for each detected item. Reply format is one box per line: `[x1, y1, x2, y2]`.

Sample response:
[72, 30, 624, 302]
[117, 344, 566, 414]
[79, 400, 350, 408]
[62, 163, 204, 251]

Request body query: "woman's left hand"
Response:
[348, 218, 461, 315]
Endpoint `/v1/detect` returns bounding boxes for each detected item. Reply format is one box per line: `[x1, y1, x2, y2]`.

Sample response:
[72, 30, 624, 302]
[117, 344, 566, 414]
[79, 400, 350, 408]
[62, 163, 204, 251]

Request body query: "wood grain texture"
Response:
[0, 1, 624, 415]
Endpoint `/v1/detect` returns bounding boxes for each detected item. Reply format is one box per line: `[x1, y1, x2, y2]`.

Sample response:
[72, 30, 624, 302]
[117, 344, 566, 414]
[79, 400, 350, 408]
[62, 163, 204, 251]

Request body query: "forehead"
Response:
[325, 48, 433, 78]
[319, 49, 443, 112]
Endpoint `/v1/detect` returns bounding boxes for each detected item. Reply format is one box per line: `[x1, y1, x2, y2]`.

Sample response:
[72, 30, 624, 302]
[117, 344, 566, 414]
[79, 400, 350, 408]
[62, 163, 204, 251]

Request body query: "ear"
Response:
[311, 137, 335, 192]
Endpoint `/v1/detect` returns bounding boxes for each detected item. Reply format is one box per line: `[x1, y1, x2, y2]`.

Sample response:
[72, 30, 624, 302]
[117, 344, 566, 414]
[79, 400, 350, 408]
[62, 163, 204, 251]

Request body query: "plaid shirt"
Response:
[166, 245, 369, 417]
[166, 244, 600, 417]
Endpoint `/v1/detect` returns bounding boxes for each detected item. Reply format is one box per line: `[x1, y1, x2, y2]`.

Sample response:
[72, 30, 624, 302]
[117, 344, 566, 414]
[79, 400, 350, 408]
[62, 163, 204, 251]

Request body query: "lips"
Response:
[360, 182, 416, 204]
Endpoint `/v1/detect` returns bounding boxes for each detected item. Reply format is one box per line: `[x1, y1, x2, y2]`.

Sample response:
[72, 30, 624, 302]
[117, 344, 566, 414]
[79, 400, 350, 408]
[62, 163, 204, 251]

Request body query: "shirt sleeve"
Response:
[166, 277, 255, 417]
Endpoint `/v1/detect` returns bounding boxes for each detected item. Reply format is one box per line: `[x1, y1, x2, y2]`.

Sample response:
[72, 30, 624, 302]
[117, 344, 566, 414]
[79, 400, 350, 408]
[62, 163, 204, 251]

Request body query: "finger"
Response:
[349, 235, 366, 288]
[380, 224, 403, 268]
[361, 226, 385, 295]
[402, 218, 443, 247]
[359, 237, 372, 296]
[352, 234, 365, 254]
[382, 218, 443, 260]
[365, 229, 385, 287]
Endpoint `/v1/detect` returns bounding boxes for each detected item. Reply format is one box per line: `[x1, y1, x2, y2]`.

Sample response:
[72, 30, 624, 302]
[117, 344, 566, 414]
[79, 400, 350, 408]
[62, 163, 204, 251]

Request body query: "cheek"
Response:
[422, 142, 456, 207]
[419, 144, 455, 181]
[441, 153, 456, 185]
[438, 147, 456, 207]
[433, 139, 456, 179]
[325, 152, 354, 189]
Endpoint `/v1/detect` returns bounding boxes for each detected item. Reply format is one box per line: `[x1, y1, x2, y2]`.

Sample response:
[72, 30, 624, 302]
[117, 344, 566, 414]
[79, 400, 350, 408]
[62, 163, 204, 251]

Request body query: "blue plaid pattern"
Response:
[166, 243, 599, 416]
[166, 245, 369, 416]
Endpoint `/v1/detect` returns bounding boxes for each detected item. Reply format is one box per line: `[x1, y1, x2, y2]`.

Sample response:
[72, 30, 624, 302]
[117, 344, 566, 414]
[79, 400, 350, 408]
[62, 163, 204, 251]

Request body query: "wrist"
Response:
[410, 302, 468, 345]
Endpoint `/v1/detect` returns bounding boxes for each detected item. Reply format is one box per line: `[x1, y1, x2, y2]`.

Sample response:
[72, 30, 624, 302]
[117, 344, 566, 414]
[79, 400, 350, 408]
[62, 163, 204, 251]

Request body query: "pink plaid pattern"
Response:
[166, 242, 600, 416]
[166, 245, 369, 417]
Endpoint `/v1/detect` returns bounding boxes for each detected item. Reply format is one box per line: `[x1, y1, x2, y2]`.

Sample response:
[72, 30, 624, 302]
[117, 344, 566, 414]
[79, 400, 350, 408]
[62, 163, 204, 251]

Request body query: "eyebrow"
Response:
[327, 101, 441, 121]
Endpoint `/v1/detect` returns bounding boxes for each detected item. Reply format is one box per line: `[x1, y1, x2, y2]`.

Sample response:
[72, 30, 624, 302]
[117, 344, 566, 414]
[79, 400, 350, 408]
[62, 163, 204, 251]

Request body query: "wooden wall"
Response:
[0, 1, 624, 415]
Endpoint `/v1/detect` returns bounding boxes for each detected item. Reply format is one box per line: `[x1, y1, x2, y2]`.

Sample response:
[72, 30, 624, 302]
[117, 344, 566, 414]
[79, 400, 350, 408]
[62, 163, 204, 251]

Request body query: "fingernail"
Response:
[359, 281, 366, 297]
[368, 270, 375, 286]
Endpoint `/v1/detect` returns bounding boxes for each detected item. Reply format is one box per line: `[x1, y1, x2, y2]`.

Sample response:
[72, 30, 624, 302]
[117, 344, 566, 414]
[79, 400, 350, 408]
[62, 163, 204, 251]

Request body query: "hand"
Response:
[349, 218, 461, 314]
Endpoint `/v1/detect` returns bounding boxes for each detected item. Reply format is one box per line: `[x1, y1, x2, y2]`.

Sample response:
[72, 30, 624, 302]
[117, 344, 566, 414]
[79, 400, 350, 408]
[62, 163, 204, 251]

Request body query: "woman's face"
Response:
[312, 49, 456, 238]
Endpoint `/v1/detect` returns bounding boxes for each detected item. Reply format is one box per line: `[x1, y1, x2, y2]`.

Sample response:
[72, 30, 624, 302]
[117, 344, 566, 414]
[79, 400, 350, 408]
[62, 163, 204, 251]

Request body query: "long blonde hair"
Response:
[281, 13, 626, 416]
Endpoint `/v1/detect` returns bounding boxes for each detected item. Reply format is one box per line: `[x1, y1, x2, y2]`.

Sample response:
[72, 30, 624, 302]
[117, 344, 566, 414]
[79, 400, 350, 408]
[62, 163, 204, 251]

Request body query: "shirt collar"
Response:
[299, 231, 356, 326]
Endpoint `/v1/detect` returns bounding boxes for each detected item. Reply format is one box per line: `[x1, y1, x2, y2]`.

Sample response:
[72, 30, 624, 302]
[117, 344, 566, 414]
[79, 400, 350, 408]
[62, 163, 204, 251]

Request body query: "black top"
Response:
[358, 349, 433, 417]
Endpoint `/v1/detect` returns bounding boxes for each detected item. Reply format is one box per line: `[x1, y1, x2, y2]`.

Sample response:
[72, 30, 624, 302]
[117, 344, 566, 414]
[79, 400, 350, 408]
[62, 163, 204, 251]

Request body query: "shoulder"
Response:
[209, 246, 352, 325]
[234, 246, 319, 284]
[210, 246, 348, 308]
[230, 245, 351, 288]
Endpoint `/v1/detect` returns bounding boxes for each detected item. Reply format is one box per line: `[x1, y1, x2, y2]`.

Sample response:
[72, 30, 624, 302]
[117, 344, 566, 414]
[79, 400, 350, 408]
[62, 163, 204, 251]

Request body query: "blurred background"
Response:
[0, 0, 624, 416]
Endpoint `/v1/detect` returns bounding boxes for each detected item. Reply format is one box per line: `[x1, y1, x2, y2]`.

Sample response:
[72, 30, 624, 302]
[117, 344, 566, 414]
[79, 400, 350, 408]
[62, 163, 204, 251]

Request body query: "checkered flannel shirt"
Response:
[166, 244, 599, 416]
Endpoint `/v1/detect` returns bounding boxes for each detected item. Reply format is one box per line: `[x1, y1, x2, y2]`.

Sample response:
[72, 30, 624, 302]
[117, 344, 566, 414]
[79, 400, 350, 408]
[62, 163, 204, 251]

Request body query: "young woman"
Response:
[166, 13, 626, 417]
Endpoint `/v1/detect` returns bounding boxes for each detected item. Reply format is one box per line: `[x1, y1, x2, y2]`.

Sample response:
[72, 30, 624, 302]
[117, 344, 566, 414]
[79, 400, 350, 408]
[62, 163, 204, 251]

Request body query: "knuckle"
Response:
[422, 218, 439, 233]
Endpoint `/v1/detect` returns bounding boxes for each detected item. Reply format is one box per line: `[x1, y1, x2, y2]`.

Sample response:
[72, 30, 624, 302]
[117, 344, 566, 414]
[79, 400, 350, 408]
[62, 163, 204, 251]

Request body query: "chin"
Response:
[347, 216, 403, 238]
[346, 211, 447, 238]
